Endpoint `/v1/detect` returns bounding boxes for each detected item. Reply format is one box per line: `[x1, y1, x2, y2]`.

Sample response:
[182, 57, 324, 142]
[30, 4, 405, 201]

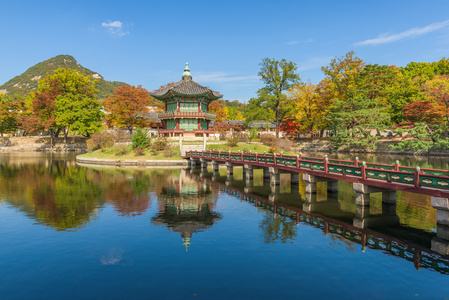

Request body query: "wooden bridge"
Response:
[184, 150, 449, 254]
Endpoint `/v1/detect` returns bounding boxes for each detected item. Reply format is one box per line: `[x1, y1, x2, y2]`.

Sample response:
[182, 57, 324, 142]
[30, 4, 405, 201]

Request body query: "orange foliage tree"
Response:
[104, 84, 159, 134]
[422, 75, 449, 124]
[209, 100, 228, 121]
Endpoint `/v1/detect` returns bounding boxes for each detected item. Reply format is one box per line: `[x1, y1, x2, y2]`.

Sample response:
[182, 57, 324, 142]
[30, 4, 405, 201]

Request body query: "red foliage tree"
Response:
[279, 118, 301, 138]
[402, 100, 443, 124]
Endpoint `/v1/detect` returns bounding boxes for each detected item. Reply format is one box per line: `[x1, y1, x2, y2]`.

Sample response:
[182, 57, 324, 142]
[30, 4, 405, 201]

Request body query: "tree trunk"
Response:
[64, 128, 69, 144]
[276, 103, 279, 138]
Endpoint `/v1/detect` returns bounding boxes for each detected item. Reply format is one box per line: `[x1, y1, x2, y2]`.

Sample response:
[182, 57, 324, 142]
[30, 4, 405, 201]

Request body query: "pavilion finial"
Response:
[182, 62, 192, 80]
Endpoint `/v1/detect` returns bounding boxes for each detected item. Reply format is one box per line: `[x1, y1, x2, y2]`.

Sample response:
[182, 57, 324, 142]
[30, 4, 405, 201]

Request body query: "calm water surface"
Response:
[0, 153, 449, 299]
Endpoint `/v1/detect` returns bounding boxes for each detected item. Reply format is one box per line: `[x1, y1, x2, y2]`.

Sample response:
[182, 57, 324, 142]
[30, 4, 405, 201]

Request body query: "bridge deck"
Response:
[184, 150, 449, 198]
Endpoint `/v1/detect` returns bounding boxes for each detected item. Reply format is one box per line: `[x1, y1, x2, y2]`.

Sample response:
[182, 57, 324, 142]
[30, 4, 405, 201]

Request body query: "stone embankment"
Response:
[76, 156, 187, 167]
[293, 139, 449, 156]
[0, 136, 87, 152]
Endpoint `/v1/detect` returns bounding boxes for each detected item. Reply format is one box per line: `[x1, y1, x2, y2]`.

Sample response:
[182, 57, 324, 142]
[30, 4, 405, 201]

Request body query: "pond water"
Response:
[0, 153, 449, 299]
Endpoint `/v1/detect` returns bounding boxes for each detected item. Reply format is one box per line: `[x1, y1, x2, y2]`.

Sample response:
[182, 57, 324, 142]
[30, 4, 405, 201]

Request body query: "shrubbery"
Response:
[115, 145, 129, 156]
[131, 128, 150, 149]
[260, 134, 277, 147]
[226, 132, 239, 147]
[87, 129, 130, 152]
[259, 133, 293, 152]
[277, 138, 293, 151]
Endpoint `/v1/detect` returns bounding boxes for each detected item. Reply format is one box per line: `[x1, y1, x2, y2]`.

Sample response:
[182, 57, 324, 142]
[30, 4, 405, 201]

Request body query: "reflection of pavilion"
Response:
[152, 170, 221, 250]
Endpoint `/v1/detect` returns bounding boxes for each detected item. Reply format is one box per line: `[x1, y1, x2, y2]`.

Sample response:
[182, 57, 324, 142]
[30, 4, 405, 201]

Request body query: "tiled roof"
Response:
[151, 78, 222, 99]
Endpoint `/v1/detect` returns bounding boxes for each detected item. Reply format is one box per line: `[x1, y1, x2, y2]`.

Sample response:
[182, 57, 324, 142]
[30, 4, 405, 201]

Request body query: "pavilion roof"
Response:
[150, 63, 223, 101]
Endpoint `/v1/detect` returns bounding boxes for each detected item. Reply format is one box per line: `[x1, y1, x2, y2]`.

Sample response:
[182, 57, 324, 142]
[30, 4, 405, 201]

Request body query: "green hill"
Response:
[0, 55, 127, 99]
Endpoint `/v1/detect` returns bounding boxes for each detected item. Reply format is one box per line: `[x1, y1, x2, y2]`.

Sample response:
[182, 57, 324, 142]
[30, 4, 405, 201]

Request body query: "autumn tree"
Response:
[104, 84, 157, 134]
[320, 51, 365, 103]
[209, 100, 228, 121]
[287, 80, 326, 134]
[257, 58, 301, 137]
[422, 75, 449, 124]
[0, 93, 24, 136]
[227, 106, 244, 121]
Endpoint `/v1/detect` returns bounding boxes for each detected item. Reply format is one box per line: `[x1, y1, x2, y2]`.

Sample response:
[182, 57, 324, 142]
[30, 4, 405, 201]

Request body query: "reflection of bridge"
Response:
[185, 151, 449, 254]
[187, 170, 449, 275]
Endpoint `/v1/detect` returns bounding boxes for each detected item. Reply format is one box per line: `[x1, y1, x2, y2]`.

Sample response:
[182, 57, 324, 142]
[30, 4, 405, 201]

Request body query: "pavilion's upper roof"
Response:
[150, 63, 223, 101]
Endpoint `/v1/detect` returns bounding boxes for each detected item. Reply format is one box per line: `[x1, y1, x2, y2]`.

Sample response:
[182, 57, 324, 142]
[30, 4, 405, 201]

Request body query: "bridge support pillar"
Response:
[302, 174, 338, 194]
[431, 197, 449, 254]
[200, 158, 208, 169]
[353, 183, 396, 206]
[225, 162, 234, 176]
[189, 157, 200, 168]
[244, 164, 254, 180]
[212, 161, 219, 172]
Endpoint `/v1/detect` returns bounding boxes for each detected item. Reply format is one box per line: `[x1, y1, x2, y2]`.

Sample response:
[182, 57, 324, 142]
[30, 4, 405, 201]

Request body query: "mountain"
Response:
[0, 55, 127, 99]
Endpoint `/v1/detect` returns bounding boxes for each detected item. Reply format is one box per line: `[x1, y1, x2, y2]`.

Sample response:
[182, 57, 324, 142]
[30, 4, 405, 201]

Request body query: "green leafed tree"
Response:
[243, 96, 275, 126]
[326, 96, 390, 149]
[390, 123, 449, 155]
[24, 68, 104, 140]
[256, 58, 301, 137]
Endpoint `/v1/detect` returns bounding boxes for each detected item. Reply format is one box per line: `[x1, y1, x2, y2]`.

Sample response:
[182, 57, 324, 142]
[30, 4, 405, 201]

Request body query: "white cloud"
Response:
[194, 72, 258, 83]
[286, 38, 314, 45]
[355, 19, 449, 46]
[101, 20, 129, 37]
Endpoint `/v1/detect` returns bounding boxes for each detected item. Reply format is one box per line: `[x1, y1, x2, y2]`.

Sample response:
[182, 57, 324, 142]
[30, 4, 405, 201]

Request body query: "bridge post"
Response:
[225, 162, 233, 176]
[189, 157, 200, 168]
[302, 174, 338, 194]
[353, 183, 397, 206]
[269, 167, 281, 185]
[200, 158, 208, 169]
[212, 161, 219, 172]
[430, 197, 449, 254]
[244, 164, 254, 180]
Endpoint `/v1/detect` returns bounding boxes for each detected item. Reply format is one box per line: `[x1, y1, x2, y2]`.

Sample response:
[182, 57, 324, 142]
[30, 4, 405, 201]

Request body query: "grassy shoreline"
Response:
[78, 145, 182, 160]
[206, 142, 295, 155]
[77, 142, 295, 160]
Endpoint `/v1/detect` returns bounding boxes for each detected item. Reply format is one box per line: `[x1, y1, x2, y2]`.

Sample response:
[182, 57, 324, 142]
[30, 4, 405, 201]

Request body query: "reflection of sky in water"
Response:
[0, 155, 448, 298]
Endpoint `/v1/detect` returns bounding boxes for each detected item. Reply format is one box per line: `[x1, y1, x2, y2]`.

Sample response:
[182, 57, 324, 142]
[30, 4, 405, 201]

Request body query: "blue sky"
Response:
[1, 0, 449, 101]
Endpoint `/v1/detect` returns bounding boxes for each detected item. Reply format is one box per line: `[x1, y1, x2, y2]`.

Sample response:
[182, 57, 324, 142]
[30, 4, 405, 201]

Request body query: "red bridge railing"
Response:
[184, 150, 449, 193]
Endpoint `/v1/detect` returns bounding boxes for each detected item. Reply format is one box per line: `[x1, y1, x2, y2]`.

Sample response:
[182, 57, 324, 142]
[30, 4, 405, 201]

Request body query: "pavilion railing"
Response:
[158, 111, 216, 119]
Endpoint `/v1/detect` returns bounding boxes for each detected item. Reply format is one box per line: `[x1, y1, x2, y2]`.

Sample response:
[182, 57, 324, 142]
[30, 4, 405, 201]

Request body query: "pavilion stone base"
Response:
[163, 132, 212, 141]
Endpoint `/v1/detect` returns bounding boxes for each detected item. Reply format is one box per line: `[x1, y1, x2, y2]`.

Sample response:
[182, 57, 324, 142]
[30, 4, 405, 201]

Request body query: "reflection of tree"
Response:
[0, 161, 102, 231]
[259, 212, 297, 244]
[87, 168, 178, 217]
[101, 171, 153, 217]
